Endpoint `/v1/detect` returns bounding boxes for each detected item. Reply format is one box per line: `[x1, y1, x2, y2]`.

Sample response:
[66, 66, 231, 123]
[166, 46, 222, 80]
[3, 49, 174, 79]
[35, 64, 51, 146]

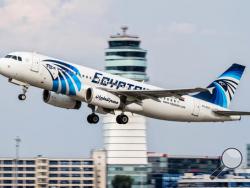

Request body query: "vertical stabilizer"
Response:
[194, 64, 245, 108]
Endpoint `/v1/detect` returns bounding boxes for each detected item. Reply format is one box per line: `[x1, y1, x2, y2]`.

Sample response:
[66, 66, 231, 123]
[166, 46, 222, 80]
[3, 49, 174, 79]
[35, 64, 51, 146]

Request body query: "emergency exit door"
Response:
[192, 101, 201, 116]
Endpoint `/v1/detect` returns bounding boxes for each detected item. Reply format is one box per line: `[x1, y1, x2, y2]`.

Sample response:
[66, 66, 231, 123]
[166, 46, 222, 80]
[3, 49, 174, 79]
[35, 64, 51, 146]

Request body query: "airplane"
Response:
[0, 51, 249, 124]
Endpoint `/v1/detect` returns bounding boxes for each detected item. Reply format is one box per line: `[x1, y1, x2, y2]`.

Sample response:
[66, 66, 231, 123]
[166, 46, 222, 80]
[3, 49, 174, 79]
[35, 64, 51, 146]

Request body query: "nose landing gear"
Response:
[18, 85, 29, 101]
[18, 94, 26, 101]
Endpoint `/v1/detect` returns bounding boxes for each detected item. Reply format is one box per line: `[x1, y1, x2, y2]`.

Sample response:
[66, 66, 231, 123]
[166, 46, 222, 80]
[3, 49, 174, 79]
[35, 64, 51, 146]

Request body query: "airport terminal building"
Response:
[0, 152, 222, 188]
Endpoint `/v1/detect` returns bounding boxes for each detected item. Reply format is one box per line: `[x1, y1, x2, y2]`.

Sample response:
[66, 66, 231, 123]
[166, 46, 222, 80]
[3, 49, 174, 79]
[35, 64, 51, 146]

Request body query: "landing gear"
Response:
[116, 114, 129, 124]
[87, 113, 99, 124]
[87, 104, 99, 124]
[115, 96, 129, 124]
[18, 85, 29, 101]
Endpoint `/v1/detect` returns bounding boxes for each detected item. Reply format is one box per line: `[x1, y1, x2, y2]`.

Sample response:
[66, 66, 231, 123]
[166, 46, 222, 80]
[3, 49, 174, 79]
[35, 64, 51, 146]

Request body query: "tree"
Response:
[112, 175, 134, 188]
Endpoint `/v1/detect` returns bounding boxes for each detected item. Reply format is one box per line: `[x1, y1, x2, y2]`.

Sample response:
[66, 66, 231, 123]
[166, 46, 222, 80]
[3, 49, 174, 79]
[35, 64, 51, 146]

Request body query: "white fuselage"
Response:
[0, 52, 240, 122]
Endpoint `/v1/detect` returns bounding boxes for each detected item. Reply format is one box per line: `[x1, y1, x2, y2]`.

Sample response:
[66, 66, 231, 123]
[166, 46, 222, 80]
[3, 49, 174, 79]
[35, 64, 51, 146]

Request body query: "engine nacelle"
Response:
[43, 90, 81, 109]
[85, 88, 121, 109]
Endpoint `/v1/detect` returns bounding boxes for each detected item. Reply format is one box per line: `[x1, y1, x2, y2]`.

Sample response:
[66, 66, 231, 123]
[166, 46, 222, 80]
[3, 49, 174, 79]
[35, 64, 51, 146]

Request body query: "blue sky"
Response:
[0, 0, 249, 164]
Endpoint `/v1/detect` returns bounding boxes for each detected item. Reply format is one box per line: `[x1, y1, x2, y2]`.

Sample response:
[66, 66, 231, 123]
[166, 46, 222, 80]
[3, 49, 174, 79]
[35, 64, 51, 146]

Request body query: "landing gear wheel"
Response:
[18, 94, 26, 101]
[87, 113, 99, 124]
[116, 114, 129, 124]
[91, 114, 99, 124]
[116, 115, 122, 124]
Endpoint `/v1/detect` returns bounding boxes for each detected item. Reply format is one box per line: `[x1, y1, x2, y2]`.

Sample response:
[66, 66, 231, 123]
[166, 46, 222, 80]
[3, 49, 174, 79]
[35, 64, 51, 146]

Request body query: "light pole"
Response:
[14, 136, 21, 188]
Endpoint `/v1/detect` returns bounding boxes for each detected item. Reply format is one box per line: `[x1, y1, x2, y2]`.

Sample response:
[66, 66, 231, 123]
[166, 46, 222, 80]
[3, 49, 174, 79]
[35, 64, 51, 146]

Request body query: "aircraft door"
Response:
[31, 53, 40, 72]
[192, 101, 201, 116]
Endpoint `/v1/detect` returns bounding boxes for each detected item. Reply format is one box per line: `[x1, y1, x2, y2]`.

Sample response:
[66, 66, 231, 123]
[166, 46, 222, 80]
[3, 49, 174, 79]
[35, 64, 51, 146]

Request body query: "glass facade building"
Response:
[107, 165, 148, 187]
[178, 170, 250, 187]
[147, 152, 221, 188]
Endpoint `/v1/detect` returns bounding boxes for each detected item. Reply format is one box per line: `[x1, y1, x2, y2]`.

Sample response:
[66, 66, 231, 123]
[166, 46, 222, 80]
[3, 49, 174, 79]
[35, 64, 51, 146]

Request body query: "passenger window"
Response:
[18, 56, 22, 61]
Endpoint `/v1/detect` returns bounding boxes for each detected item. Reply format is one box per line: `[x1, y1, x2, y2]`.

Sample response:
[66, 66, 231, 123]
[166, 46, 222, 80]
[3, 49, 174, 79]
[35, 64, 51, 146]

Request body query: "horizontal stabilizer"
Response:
[214, 110, 250, 116]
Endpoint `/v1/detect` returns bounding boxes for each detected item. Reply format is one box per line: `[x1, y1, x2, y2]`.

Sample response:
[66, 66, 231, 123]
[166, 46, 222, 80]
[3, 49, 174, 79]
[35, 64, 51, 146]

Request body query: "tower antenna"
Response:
[121, 26, 128, 36]
[14, 136, 21, 188]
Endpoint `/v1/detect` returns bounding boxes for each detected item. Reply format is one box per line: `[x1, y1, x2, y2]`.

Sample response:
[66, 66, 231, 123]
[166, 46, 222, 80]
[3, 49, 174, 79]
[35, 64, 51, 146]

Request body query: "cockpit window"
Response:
[4, 55, 22, 61]
[5, 55, 12, 58]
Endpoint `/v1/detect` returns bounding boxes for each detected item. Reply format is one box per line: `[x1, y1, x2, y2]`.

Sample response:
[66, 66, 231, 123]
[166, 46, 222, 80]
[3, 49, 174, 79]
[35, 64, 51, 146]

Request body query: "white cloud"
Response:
[0, 0, 56, 31]
[0, 0, 106, 31]
[0, 0, 109, 64]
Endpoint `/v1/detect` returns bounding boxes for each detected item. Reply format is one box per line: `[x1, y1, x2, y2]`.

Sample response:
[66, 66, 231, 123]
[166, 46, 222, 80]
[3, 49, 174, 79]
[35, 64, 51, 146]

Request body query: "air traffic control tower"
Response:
[103, 27, 149, 187]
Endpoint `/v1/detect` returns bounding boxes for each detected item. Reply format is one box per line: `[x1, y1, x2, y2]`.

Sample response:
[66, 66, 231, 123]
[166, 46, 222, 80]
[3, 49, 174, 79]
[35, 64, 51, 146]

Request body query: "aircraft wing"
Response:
[105, 87, 208, 101]
[214, 111, 250, 116]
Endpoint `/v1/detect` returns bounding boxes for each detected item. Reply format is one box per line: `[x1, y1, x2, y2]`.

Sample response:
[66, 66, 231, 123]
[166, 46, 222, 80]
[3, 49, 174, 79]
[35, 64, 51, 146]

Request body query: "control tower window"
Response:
[106, 66, 146, 72]
[109, 41, 140, 48]
[106, 51, 146, 58]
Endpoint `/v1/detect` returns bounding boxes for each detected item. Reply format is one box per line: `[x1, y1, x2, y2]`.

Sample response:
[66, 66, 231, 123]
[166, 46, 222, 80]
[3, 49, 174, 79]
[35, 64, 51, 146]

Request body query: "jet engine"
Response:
[85, 88, 121, 109]
[43, 90, 81, 109]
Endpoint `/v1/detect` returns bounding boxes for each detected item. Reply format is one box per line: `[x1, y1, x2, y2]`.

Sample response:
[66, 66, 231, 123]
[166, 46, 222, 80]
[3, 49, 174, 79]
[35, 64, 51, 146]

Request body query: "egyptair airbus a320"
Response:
[0, 52, 249, 124]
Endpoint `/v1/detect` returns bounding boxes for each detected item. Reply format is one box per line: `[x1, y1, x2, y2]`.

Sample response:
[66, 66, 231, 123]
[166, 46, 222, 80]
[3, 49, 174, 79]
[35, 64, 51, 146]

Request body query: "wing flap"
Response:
[214, 110, 250, 116]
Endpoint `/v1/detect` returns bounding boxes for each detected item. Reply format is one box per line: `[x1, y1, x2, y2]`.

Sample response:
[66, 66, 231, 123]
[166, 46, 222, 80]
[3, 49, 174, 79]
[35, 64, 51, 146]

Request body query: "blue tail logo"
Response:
[194, 64, 245, 108]
[43, 59, 82, 96]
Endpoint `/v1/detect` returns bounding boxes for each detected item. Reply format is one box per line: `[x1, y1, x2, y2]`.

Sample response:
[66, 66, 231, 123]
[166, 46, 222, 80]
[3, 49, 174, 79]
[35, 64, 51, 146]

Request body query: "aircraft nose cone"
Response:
[0, 59, 2, 73]
[0, 58, 5, 75]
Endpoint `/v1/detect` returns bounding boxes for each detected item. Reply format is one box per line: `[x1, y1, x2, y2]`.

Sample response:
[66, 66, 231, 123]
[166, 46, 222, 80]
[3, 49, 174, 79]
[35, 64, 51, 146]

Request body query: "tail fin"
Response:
[194, 63, 246, 108]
